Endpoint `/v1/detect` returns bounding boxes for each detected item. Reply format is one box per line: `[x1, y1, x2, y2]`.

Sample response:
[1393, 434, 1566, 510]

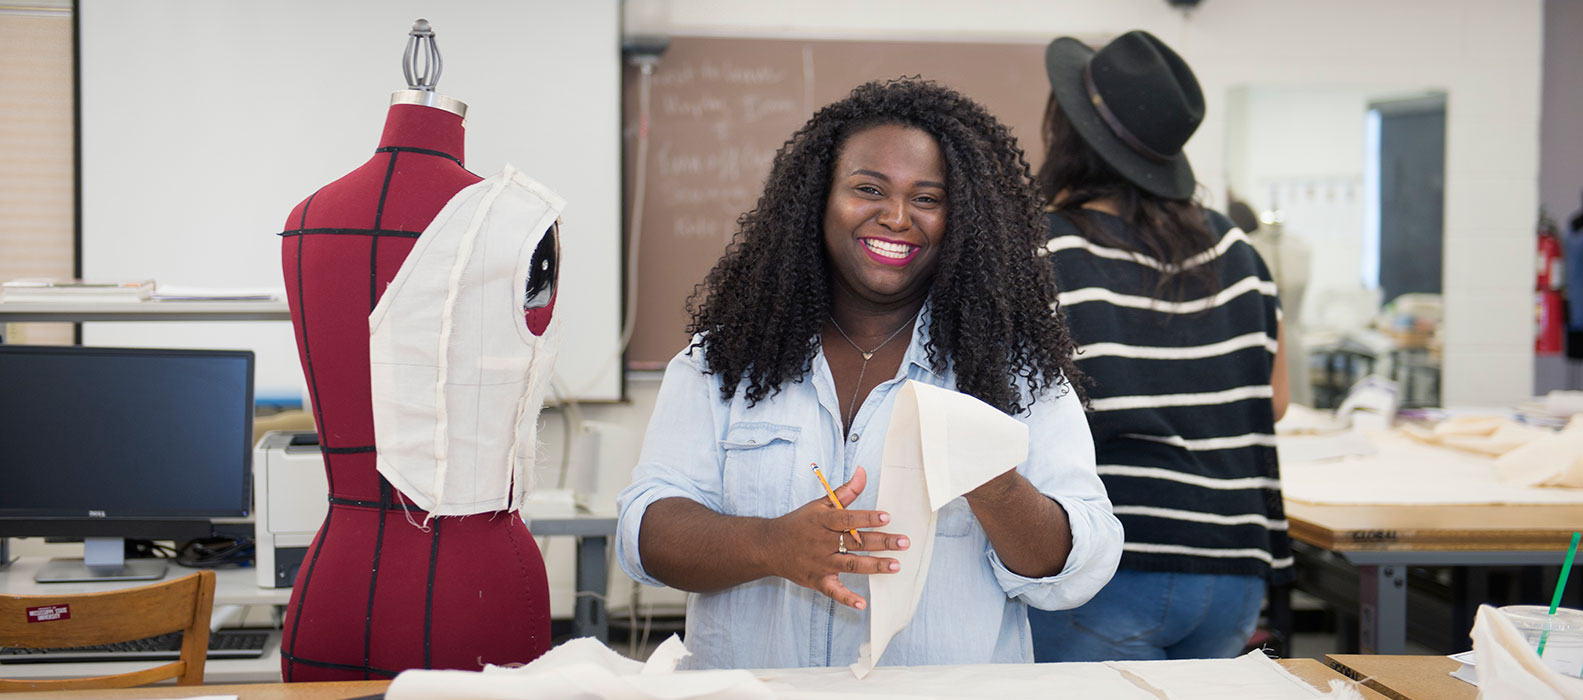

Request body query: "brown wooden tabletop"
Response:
[1286, 658, 1393, 699]
[1326, 653, 1474, 700]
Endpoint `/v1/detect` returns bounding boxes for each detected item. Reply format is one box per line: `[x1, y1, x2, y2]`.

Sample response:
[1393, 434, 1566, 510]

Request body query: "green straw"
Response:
[1538, 531, 1582, 657]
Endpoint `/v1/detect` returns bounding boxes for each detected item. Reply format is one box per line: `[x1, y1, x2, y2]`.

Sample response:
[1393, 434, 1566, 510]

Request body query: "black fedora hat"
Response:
[1045, 30, 1204, 201]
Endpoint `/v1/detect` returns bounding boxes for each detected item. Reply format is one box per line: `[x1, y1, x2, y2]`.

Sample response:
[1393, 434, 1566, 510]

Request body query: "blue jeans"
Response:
[1028, 569, 1265, 661]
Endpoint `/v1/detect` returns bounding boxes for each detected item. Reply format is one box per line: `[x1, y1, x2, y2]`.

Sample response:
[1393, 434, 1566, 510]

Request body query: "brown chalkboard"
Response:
[621, 36, 1048, 369]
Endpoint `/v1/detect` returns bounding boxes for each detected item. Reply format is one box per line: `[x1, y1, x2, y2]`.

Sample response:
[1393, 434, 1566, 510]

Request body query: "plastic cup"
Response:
[1498, 605, 1583, 677]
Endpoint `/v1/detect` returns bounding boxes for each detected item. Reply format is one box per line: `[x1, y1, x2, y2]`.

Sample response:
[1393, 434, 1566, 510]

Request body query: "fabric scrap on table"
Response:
[385, 635, 772, 700]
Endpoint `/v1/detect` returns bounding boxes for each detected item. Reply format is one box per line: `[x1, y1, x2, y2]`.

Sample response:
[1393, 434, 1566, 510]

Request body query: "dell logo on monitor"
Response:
[87, 510, 106, 518]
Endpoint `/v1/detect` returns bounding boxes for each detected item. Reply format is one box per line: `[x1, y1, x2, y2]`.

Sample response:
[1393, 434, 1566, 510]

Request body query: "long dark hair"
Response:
[1037, 94, 1220, 300]
[685, 78, 1083, 416]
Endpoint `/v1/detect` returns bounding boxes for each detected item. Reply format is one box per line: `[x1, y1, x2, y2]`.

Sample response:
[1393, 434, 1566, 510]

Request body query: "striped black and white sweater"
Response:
[1046, 209, 1293, 584]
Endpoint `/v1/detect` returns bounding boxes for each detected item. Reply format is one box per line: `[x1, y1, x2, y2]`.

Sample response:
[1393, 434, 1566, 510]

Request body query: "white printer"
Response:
[253, 430, 329, 588]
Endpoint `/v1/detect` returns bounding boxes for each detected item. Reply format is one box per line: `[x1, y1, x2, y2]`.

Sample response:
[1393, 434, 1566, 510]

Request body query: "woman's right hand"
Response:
[761, 466, 910, 610]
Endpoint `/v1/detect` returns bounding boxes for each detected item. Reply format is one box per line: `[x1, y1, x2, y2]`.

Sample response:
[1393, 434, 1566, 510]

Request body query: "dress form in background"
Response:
[277, 49, 551, 680]
[1248, 219, 1313, 407]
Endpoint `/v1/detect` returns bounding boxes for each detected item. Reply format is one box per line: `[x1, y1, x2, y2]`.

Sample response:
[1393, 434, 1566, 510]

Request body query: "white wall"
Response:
[1230, 86, 1370, 197]
[625, 0, 1544, 407]
[1225, 85, 1450, 326]
[1226, 85, 1370, 327]
[76, 0, 624, 402]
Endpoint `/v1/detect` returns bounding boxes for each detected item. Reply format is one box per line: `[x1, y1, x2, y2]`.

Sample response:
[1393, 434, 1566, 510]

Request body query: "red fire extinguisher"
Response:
[1538, 215, 1566, 354]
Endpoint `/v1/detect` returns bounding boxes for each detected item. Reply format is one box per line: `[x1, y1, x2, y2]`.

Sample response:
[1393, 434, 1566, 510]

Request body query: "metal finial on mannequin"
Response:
[390, 18, 467, 118]
[403, 19, 442, 92]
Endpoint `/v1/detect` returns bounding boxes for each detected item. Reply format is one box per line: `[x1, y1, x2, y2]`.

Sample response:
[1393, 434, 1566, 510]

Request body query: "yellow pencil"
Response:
[811, 463, 863, 547]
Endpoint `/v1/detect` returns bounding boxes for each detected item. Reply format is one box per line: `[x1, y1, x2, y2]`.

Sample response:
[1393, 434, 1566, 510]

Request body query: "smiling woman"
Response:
[613, 78, 1123, 670]
[823, 125, 947, 325]
[683, 79, 1085, 419]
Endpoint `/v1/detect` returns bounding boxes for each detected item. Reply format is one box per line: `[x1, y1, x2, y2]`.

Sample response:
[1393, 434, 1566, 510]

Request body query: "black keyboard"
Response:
[0, 629, 271, 664]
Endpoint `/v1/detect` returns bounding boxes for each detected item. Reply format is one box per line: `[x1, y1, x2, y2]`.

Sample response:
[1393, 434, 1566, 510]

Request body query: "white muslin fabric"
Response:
[385, 636, 773, 700]
[1495, 416, 1583, 489]
[369, 164, 565, 517]
[853, 380, 1030, 679]
[1472, 604, 1583, 699]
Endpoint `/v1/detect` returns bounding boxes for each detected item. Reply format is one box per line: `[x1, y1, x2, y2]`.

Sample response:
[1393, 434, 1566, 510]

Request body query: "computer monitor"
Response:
[0, 345, 254, 582]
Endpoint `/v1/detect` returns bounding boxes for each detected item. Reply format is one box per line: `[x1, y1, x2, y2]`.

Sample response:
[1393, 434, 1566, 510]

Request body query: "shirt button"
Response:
[849, 433, 860, 443]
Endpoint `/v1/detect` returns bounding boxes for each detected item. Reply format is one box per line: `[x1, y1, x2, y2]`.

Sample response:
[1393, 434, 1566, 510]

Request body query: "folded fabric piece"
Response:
[1400, 415, 1553, 458]
[1472, 604, 1583, 699]
[385, 635, 773, 700]
[1496, 416, 1583, 488]
[852, 380, 1029, 679]
[1434, 416, 1510, 438]
[1547, 391, 1583, 417]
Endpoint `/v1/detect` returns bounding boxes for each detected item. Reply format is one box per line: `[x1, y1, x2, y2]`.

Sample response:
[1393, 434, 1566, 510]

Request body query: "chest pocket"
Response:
[719, 422, 801, 518]
[935, 498, 977, 538]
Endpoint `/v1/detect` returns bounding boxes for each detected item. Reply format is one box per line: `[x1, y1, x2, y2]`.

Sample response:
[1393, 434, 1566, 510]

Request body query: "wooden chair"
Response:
[0, 569, 216, 692]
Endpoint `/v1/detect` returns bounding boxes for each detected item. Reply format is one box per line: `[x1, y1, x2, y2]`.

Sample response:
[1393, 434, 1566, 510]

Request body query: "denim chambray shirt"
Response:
[616, 307, 1123, 670]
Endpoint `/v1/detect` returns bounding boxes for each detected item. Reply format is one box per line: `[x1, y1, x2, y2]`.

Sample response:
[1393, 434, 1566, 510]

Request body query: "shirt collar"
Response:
[902, 300, 945, 379]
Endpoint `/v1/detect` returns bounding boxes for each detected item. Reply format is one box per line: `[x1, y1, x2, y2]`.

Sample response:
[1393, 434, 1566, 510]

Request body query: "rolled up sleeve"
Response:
[992, 381, 1123, 611]
[615, 350, 727, 588]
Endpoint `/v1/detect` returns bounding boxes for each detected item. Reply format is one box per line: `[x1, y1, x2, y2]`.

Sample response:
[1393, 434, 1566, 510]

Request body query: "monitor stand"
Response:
[34, 537, 167, 583]
[0, 537, 13, 569]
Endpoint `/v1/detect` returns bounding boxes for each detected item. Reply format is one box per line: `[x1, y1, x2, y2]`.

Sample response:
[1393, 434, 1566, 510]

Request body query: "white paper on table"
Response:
[1276, 430, 1378, 464]
[770, 651, 1364, 697]
[1281, 431, 1583, 506]
[1108, 651, 1367, 699]
[851, 380, 1029, 679]
[763, 659, 1160, 698]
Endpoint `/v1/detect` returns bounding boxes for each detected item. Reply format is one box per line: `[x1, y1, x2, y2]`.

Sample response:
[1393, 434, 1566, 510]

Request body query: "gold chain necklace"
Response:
[829, 312, 916, 429]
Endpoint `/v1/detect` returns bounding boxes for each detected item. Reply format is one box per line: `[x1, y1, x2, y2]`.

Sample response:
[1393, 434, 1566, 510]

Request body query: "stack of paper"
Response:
[2, 278, 154, 303]
[147, 285, 279, 301]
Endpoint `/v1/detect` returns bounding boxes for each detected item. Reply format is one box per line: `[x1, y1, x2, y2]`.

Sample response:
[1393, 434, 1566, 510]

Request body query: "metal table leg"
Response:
[574, 535, 609, 642]
[1358, 563, 1407, 654]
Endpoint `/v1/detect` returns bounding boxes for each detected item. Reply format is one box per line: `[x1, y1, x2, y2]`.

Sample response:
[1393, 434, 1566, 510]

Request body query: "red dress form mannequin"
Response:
[279, 102, 552, 681]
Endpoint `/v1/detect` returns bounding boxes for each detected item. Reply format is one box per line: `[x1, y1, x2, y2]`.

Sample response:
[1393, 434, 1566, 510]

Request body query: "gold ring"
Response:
[837, 533, 847, 555]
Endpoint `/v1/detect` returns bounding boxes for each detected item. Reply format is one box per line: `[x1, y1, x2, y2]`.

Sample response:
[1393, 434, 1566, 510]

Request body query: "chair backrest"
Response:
[0, 569, 216, 692]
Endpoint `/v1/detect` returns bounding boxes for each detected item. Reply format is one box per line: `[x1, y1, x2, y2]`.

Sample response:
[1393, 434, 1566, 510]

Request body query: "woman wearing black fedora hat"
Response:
[1026, 30, 1292, 661]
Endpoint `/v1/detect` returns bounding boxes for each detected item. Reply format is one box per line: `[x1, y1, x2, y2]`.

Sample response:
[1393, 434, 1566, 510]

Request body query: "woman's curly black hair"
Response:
[685, 78, 1084, 416]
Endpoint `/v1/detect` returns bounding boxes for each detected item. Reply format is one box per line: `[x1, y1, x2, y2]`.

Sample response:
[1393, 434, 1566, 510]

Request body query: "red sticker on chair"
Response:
[26, 605, 69, 623]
